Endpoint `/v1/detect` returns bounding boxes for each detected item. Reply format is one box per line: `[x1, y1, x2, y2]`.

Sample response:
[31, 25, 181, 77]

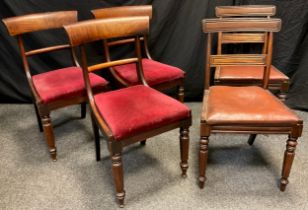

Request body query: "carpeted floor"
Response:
[1, 103, 307, 210]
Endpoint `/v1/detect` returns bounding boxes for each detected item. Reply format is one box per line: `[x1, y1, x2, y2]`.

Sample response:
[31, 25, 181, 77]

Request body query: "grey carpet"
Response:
[1, 103, 307, 210]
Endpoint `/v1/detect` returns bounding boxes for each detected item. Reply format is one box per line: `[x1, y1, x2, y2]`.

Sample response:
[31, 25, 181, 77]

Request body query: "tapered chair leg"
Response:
[91, 113, 101, 161]
[277, 81, 289, 101]
[81, 102, 86, 119]
[111, 152, 125, 208]
[179, 127, 189, 177]
[34, 104, 43, 132]
[41, 114, 57, 161]
[248, 134, 257, 145]
[199, 135, 209, 189]
[280, 136, 298, 191]
[178, 85, 185, 102]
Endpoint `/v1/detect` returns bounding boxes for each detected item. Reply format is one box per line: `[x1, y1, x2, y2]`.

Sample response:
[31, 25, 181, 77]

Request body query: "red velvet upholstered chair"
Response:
[91, 5, 186, 102]
[64, 16, 191, 207]
[199, 18, 303, 191]
[214, 5, 289, 100]
[2, 11, 109, 161]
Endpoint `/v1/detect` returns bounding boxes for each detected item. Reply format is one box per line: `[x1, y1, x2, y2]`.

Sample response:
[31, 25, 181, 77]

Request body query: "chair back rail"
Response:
[216, 5, 276, 18]
[91, 5, 152, 19]
[202, 18, 280, 90]
[64, 17, 149, 47]
[3, 11, 77, 36]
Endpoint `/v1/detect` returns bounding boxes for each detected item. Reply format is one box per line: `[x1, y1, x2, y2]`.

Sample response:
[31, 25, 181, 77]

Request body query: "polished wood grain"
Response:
[92, 5, 152, 19]
[3, 11, 77, 36]
[216, 5, 276, 17]
[64, 17, 191, 207]
[202, 18, 281, 33]
[65, 17, 149, 47]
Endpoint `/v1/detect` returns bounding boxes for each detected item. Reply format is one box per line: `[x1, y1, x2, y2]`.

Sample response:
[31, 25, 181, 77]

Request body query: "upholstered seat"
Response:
[95, 85, 190, 140]
[215, 65, 289, 82]
[33, 67, 108, 103]
[202, 86, 299, 125]
[113, 58, 184, 86]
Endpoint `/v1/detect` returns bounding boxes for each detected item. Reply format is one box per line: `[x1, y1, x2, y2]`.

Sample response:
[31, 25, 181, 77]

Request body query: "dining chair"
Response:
[199, 18, 303, 192]
[64, 16, 191, 207]
[214, 5, 289, 101]
[2, 11, 109, 161]
[91, 5, 186, 102]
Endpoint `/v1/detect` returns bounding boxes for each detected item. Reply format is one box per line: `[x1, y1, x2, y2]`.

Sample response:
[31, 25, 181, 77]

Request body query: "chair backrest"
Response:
[91, 5, 153, 59]
[202, 18, 281, 90]
[216, 5, 276, 18]
[2, 11, 79, 94]
[64, 16, 150, 102]
[215, 5, 276, 55]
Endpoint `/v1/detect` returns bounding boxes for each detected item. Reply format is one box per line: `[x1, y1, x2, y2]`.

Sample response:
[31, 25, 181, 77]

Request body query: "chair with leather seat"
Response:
[2, 11, 109, 161]
[91, 5, 186, 102]
[214, 5, 289, 101]
[64, 16, 191, 207]
[199, 18, 303, 192]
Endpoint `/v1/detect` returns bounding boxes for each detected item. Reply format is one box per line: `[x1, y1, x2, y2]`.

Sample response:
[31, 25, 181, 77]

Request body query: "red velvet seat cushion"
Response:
[94, 85, 190, 140]
[113, 58, 184, 86]
[215, 65, 289, 82]
[32, 67, 108, 104]
[202, 86, 300, 125]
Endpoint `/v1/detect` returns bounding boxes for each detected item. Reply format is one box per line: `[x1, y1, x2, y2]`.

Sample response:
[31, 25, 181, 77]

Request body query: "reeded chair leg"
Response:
[111, 152, 125, 208]
[180, 127, 189, 177]
[178, 85, 185, 102]
[280, 136, 298, 191]
[248, 134, 257, 145]
[91, 113, 101, 161]
[41, 114, 57, 161]
[34, 104, 43, 132]
[199, 135, 209, 189]
[81, 102, 86, 119]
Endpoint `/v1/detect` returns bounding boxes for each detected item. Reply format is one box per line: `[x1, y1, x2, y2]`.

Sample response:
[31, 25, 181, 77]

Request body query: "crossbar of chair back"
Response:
[216, 5, 276, 18]
[3, 11, 77, 36]
[202, 18, 281, 90]
[202, 18, 281, 33]
[91, 5, 152, 20]
[64, 17, 149, 47]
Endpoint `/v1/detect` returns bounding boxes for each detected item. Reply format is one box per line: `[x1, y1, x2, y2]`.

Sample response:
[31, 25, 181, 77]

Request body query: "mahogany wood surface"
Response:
[216, 5, 276, 17]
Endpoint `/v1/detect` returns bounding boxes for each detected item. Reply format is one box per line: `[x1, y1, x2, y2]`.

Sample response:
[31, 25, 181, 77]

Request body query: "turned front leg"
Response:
[179, 127, 189, 177]
[111, 153, 125, 207]
[280, 136, 298, 191]
[41, 114, 57, 161]
[199, 136, 209, 189]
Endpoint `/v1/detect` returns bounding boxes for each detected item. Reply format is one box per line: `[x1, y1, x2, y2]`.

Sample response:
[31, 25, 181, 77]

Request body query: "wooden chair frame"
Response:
[214, 5, 289, 100]
[64, 16, 191, 207]
[2, 11, 108, 161]
[199, 18, 303, 191]
[91, 5, 185, 102]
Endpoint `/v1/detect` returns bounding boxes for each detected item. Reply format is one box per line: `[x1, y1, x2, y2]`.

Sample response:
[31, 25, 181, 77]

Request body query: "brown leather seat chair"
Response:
[64, 16, 191, 207]
[2, 11, 109, 161]
[214, 5, 289, 100]
[91, 5, 186, 102]
[199, 18, 303, 192]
